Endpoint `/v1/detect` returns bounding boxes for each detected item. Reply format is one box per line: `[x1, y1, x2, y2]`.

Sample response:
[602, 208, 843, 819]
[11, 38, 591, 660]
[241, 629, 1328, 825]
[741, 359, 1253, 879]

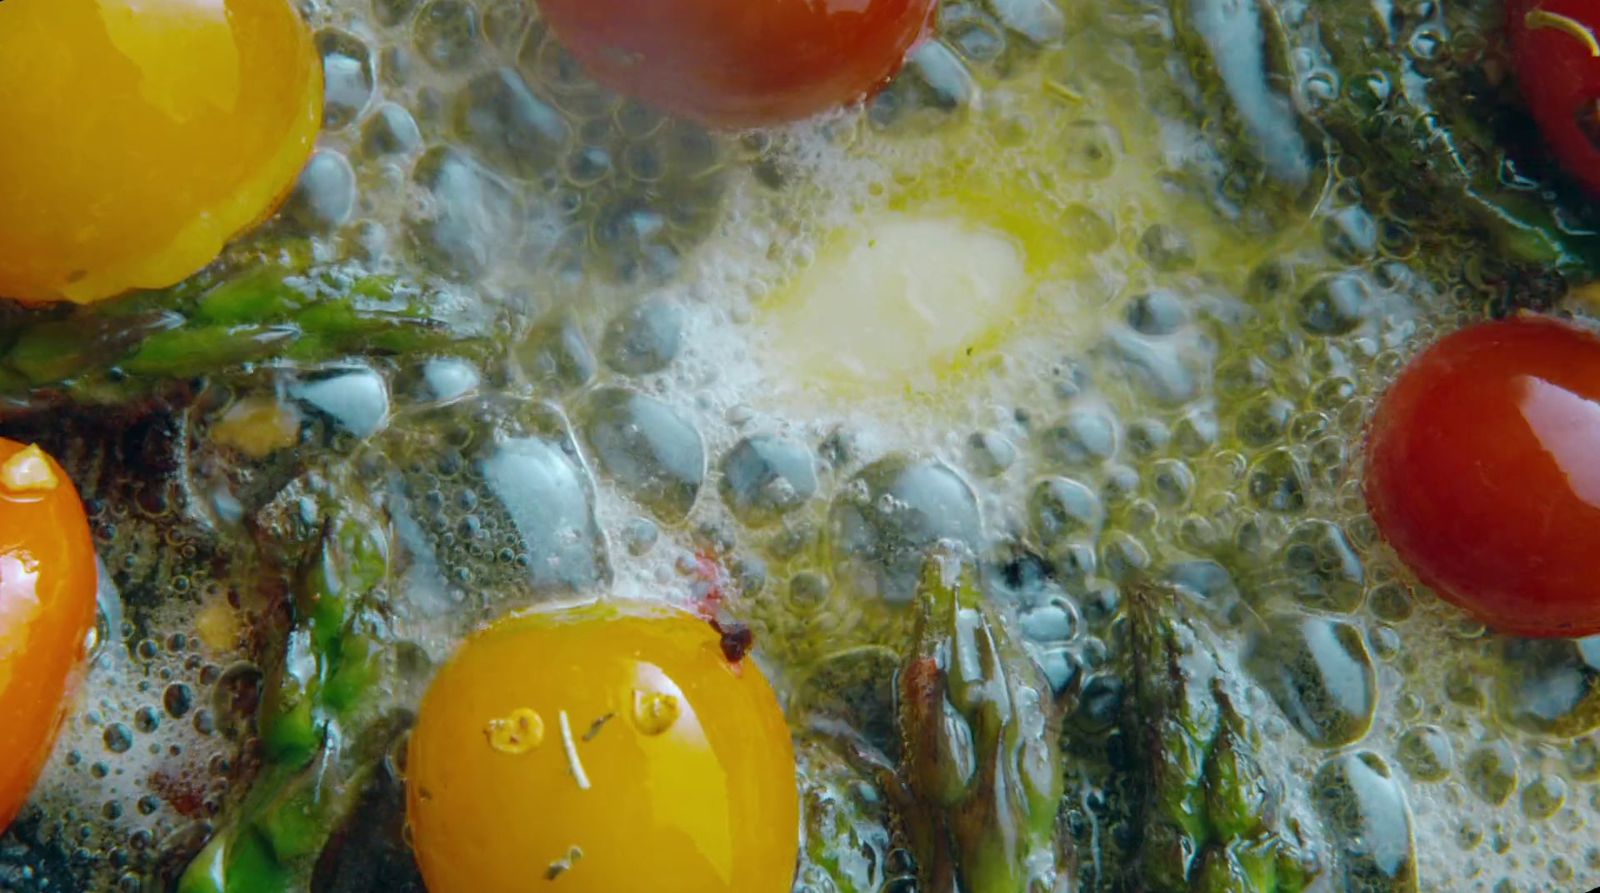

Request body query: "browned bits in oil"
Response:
[582, 712, 615, 742]
[545, 845, 584, 880]
[631, 690, 681, 736]
[484, 707, 545, 754]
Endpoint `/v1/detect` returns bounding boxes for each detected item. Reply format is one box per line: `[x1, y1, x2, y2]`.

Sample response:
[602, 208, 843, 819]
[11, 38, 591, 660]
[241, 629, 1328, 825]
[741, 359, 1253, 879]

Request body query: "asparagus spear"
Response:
[1171, 0, 1322, 199]
[1168, 0, 1600, 280]
[793, 738, 908, 893]
[0, 255, 491, 406]
[1125, 581, 1321, 893]
[897, 546, 1068, 893]
[1300, 0, 1600, 273]
[178, 494, 395, 893]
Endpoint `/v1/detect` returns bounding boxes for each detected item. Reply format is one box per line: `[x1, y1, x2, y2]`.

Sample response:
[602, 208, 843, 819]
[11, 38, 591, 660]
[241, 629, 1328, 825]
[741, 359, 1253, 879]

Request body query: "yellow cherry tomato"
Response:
[407, 602, 800, 893]
[0, 0, 322, 304]
[0, 439, 98, 832]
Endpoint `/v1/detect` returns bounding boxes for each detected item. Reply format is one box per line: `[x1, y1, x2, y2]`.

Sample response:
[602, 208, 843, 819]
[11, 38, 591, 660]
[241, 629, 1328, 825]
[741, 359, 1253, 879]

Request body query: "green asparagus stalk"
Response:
[897, 546, 1067, 893]
[1168, 0, 1600, 276]
[1171, 0, 1322, 199]
[0, 253, 491, 405]
[1125, 581, 1321, 893]
[793, 738, 907, 893]
[1301, 0, 1600, 272]
[178, 497, 393, 893]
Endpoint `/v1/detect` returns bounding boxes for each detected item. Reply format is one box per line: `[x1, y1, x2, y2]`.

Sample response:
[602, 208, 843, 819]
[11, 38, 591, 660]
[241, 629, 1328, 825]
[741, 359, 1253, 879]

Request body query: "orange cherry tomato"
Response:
[0, 439, 98, 831]
[1365, 315, 1600, 637]
[0, 0, 322, 304]
[406, 601, 799, 893]
[537, 0, 938, 129]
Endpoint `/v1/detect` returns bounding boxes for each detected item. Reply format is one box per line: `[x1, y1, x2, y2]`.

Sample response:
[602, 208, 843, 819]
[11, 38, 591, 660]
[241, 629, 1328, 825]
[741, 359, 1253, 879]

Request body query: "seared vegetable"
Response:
[793, 738, 908, 893]
[179, 496, 394, 893]
[403, 602, 800, 893]
[0, 439, 98, 835]
[897, 548, 1068, 893]
[0, 0, 321, 305]
[1302, 1, 1600, 273]
[0, 255, 490, 405]
[1506, 0, 1600, 199]
[1125, 581, 1321, 893]
[1169, 0, 1600, 278]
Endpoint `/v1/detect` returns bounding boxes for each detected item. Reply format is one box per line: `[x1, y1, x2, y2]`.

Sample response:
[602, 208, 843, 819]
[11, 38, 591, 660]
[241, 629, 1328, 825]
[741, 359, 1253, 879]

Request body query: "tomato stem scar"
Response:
[710, 618, 754, 663]
[1526, 9, 1600, 57]
[558, 710, 590, 790]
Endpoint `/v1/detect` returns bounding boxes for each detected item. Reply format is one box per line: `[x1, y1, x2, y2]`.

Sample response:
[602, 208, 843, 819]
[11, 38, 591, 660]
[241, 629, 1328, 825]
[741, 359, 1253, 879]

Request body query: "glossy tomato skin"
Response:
[406, 601, 799, 893]
[0, 440, 98, 831]
[537, 0, 937, 129]
[1507, 0, 1600, 197]
[0, 0, 322, 304]
[1366, 316, 1600, 638]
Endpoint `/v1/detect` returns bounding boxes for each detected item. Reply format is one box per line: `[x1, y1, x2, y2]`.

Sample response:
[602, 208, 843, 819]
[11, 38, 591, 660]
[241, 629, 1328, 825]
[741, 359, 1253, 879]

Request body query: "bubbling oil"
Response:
[8, 0, 1600, 891]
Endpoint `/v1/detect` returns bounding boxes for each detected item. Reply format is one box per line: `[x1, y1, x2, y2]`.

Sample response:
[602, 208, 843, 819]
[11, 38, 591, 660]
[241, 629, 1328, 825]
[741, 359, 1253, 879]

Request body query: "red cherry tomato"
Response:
[1507, 0, 1600, 196]
[536, 0, 938, 129]
[1365, 315, 1600, 638]
[0, 439, 98, 831]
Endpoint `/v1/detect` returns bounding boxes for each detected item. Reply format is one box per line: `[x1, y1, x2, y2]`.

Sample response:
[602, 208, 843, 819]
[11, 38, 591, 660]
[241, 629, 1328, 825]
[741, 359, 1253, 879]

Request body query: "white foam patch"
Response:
[760, 212, 1030, 394]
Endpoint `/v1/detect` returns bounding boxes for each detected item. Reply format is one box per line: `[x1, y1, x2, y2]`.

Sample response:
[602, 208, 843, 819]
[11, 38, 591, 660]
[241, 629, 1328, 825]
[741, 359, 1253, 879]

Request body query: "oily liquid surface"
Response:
[8, 1, 1600, 892]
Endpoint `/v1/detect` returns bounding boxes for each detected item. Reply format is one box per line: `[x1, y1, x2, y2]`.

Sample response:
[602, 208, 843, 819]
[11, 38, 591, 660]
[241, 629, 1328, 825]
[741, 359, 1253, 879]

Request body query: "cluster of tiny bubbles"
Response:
[284, 0, 1103, 310]
[520, 23, 1600, 893]
[840, 2, 1600, 891]
[0, 413, 273, 891]
[867, 0, 1068, 132]
[25, 622, 244, 891]
[281, 0, 735, 298]
[378, 389, 618, 643]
